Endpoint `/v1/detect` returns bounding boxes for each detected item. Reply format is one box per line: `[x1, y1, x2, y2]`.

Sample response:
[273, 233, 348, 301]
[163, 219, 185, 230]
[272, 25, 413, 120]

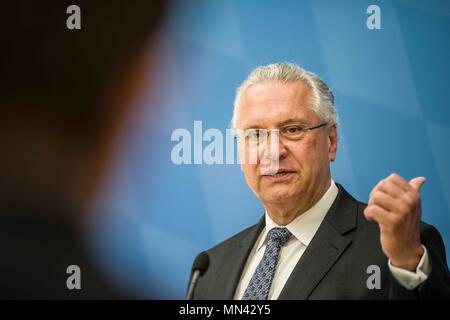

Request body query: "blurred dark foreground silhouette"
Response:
[0, 1, 168, 299]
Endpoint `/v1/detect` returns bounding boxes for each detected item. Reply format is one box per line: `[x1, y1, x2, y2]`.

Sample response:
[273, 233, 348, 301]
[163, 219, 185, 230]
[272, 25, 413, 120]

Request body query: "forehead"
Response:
[236, 80, 318, 129]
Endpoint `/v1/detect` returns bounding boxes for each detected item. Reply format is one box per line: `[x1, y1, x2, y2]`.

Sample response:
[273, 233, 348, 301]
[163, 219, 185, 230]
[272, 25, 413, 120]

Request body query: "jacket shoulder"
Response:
[206, 221, 261, 256]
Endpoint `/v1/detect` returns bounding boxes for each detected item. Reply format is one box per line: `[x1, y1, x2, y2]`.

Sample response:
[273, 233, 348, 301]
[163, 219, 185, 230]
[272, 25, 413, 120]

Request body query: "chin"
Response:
[262, 189, 297, 204]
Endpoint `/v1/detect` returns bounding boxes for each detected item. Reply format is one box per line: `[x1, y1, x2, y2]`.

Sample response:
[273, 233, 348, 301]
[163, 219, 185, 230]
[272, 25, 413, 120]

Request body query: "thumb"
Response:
[409, 176, 426, 192]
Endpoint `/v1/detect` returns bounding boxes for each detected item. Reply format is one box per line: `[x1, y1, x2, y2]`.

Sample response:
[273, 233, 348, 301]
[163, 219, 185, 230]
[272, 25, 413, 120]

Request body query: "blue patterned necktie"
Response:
[242, 227, 292, 300]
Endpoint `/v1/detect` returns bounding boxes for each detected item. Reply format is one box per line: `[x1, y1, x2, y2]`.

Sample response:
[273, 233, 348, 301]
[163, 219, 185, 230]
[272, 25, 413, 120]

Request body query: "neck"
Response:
[265, 179, 331, 226]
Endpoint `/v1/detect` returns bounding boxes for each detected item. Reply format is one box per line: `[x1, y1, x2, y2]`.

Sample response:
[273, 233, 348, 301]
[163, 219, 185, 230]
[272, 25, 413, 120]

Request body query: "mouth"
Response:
[265, 172, 289, 177]
[261, 169, 295, 178]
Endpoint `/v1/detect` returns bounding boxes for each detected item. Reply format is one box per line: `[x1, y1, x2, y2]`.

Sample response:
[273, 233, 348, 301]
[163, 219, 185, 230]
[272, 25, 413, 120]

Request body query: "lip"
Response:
[260, 170, 296, 182]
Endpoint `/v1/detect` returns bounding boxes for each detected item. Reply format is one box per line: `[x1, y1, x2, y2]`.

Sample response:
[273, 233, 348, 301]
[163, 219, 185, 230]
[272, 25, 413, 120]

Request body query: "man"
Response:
[0, 1, 167, 298]
[191, 62, 450, 299]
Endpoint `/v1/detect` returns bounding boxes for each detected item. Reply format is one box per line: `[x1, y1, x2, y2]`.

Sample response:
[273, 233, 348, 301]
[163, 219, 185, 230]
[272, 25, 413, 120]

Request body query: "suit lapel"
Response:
[220, 217, 265, 299]
[278, 184, 358, 299]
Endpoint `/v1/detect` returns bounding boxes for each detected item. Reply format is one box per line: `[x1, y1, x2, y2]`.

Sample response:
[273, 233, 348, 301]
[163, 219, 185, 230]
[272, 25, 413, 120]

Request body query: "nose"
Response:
[259, 131, 287, 165]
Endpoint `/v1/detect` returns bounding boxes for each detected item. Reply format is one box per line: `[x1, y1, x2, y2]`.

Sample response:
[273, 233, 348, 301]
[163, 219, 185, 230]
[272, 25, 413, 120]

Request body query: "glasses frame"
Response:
[235, 122, 328, 142]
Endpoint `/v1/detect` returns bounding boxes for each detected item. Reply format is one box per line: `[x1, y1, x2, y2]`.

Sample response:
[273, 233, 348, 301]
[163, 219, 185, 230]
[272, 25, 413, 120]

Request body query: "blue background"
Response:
[86, 0, 450, 298]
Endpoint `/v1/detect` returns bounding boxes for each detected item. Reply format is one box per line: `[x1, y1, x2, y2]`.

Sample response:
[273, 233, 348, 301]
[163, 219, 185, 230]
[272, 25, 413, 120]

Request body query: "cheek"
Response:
[238, 143, 256, 166]
[241, 163, 258, 182]
[307, 139, 331, 176]
[237, 143, 245, 163]
[289, 142, 314, 165]
[289, 139, 326, 171]
[239, 144, 264, 169]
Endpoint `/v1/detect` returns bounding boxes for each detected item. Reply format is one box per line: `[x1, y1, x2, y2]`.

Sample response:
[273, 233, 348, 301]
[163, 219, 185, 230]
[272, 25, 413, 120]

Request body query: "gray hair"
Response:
[231, 62, 338, 128]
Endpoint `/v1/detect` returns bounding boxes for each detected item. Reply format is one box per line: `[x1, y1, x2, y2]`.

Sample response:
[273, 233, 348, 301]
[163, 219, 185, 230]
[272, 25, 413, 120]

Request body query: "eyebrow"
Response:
[277, 118, 309, 127]
[242, 117, 309, 130]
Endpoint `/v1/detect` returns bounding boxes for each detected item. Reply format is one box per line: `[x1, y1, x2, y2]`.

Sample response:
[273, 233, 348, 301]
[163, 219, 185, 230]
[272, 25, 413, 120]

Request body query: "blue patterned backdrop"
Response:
[86, 0, 450, 298]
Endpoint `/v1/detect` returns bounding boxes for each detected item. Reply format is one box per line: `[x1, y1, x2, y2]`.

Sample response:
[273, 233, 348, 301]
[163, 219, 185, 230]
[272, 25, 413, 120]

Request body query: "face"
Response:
[235, 80, 337, 208]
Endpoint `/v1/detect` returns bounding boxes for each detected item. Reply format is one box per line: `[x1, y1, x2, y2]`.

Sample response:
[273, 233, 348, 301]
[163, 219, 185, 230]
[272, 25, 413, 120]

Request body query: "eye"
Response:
[245, 129, 261, 140]
[283, 126, 302, 135]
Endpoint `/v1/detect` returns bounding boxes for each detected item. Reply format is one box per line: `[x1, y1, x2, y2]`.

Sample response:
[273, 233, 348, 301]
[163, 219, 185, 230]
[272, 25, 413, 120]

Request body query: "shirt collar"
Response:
[256, 180, 339, 252]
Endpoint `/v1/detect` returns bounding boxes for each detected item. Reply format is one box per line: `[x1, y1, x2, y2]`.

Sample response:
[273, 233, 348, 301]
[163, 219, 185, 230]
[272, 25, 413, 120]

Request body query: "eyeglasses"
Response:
[236, 122, 328, 144]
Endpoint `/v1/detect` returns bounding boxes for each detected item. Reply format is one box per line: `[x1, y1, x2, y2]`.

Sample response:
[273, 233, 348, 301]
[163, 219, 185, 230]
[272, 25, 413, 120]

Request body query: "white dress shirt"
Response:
[234, 180, 430, 300]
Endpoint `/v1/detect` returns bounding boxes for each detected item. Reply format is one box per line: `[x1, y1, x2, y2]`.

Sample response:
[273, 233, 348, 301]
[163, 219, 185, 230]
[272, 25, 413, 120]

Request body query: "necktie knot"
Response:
[267, 227, 292, 247]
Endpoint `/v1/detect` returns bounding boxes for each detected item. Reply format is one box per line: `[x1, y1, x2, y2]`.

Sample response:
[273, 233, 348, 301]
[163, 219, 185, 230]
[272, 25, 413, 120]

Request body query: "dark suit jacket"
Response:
[192, 184, 450, 299]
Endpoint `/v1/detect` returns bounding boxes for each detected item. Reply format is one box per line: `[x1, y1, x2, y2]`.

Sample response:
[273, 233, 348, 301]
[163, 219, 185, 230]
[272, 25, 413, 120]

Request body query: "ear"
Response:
[328, 124, 337, 162]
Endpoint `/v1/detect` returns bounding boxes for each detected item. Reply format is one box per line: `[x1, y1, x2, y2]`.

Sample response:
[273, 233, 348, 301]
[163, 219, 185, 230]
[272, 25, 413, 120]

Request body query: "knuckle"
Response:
[398, 202, 409, 214]
[390, 215, 402, 226]
[378, 180, 387, 190]
[372, 191, 380, 201]
[365, 205, 380, 218]
[404, 193, 418, 208]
